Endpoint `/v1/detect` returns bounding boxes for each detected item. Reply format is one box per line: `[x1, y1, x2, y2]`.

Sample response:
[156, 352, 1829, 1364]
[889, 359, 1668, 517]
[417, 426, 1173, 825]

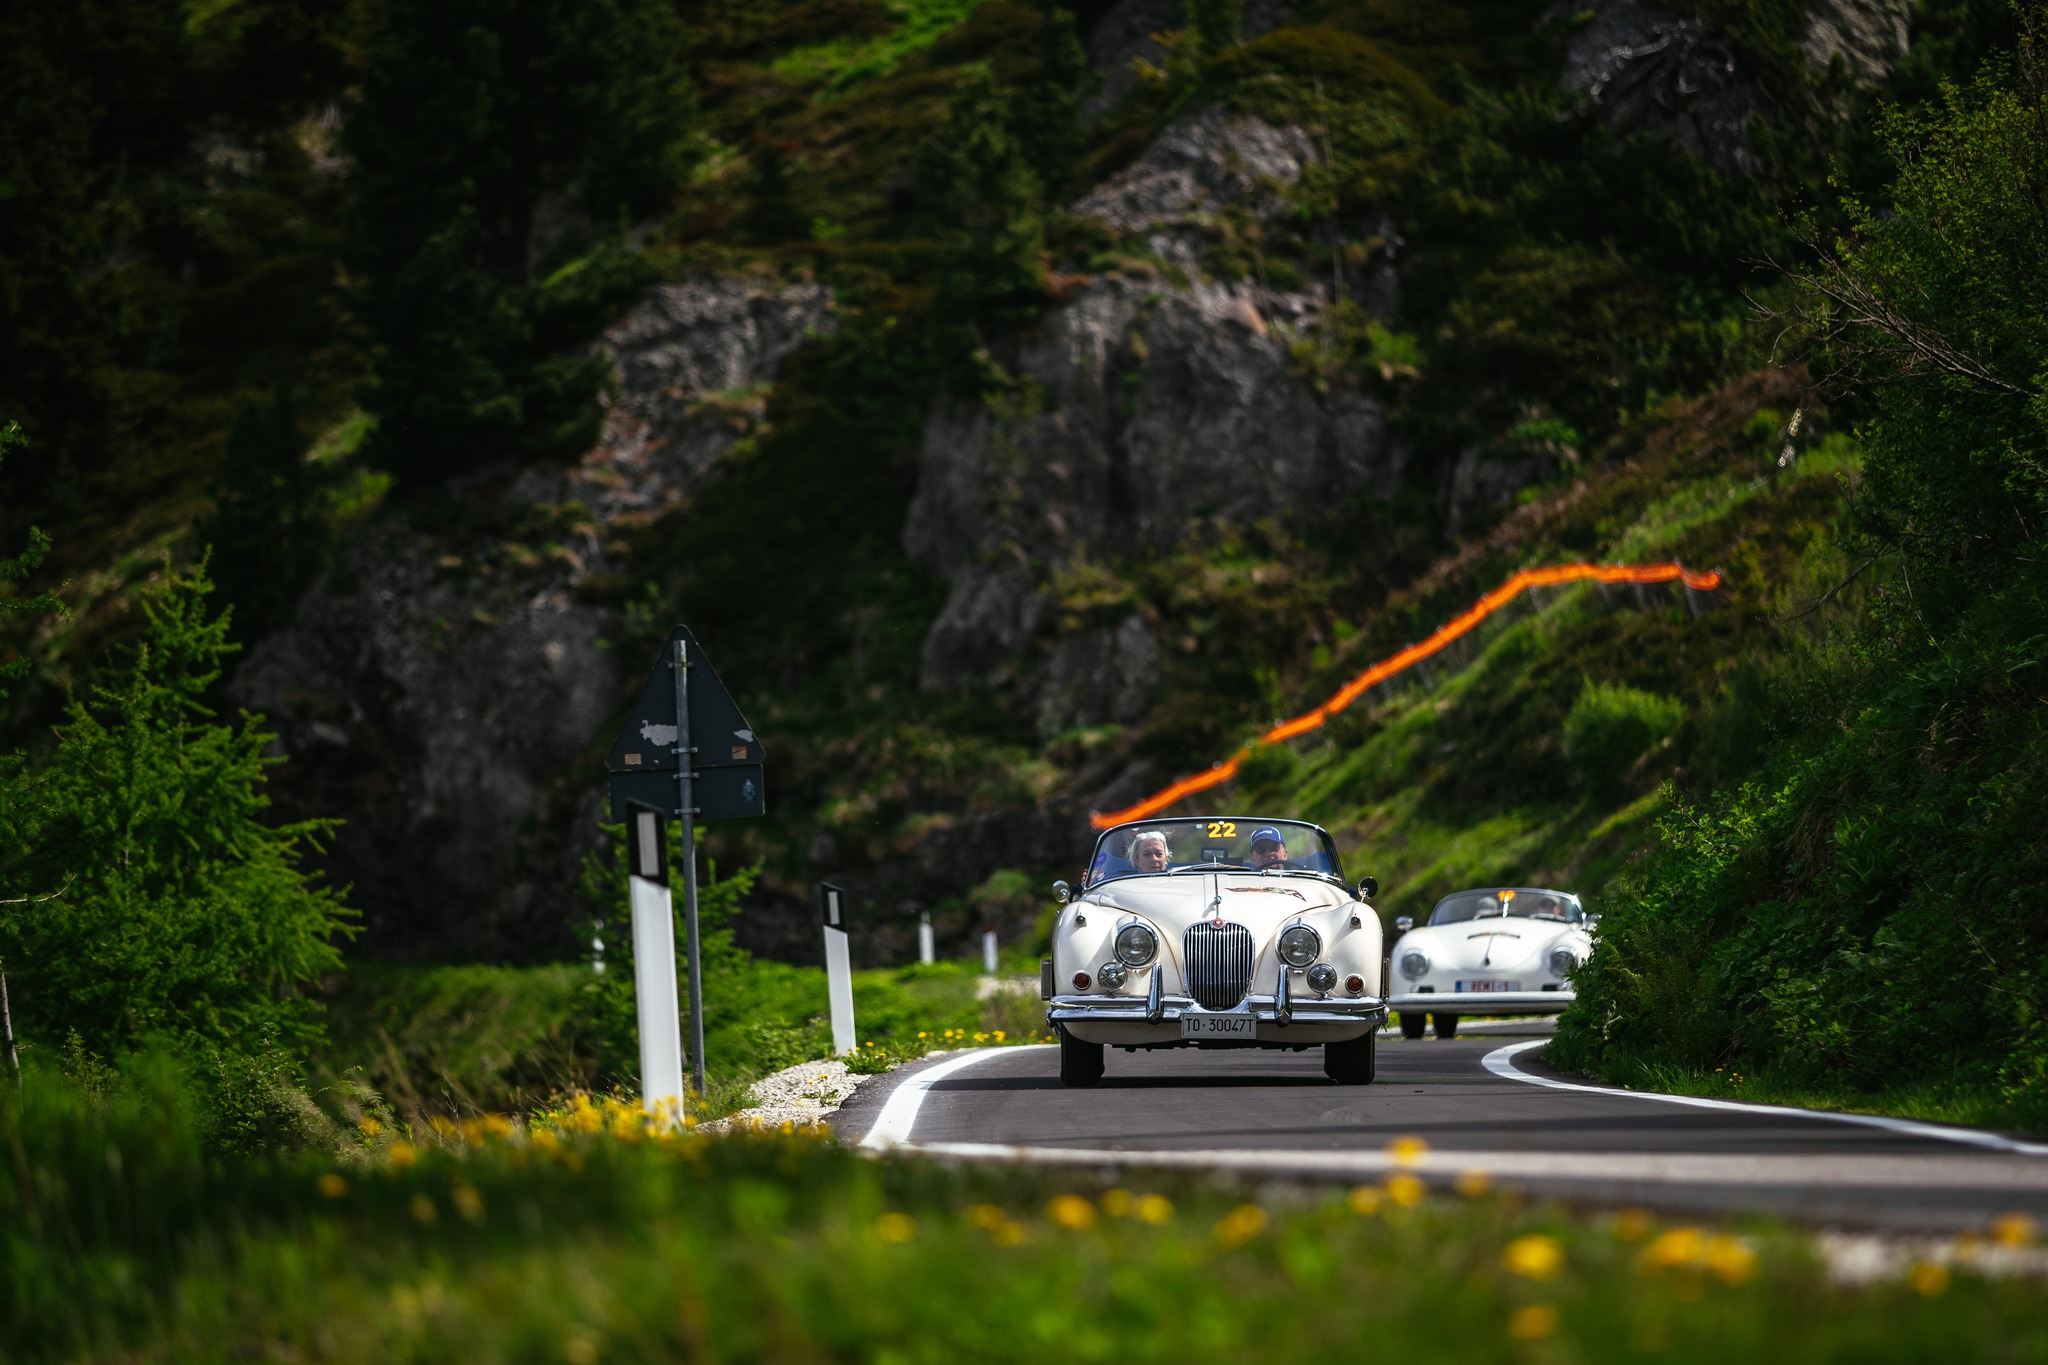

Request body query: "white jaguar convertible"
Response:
[1387, 886, 1591, 1039]
[1043, 818, 1386, 1087]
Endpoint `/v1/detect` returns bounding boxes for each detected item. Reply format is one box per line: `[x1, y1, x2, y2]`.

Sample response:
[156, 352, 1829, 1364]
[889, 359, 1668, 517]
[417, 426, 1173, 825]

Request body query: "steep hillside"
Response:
[0, 0, 2010, 970]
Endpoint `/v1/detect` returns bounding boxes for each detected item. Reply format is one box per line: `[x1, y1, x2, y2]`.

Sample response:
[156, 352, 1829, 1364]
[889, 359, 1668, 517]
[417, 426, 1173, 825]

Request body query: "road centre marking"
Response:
[859, 1046, 1054, 1150]
[1483, 1039, 2048, 1158]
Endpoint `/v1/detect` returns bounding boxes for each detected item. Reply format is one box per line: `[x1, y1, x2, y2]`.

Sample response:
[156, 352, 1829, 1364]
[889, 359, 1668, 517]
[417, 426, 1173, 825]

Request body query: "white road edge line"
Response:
[1483, 1038, 2048, 1158]
[860, 1046, 1055, 1150]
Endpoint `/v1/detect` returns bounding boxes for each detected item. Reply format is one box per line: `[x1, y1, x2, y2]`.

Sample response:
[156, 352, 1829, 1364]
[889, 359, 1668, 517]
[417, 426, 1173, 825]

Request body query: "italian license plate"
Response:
[1455, 980, 1522, 994]
[1181, 1013, 1257, 1040]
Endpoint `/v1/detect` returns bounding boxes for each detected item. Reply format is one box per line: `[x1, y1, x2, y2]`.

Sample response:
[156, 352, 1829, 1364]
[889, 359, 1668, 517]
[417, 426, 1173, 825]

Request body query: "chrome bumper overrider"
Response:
[1046, 993, 1387, 1028]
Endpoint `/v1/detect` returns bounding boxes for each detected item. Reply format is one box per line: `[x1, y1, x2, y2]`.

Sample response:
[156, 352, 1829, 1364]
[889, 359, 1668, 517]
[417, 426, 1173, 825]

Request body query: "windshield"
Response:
[1429, 887, 1584, 925]
[1085, 818, 1344, 887]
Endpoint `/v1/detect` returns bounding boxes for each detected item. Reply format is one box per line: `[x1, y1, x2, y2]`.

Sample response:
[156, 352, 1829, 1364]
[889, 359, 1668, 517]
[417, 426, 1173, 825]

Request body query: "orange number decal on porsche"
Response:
[1205, 821, 1238, 839]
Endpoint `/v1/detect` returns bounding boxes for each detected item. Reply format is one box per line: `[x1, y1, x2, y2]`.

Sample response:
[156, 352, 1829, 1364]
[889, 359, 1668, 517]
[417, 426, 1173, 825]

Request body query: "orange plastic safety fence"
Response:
[1089, 561, 1722, 830]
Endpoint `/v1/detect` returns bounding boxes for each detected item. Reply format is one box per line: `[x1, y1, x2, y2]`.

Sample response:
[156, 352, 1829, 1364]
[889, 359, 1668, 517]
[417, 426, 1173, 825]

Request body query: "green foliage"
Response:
[9, 1063, 2048, 1361]
[346, 0, 693, 483]
[0, 562, 353, 1061]
[198, 388, 333, 642]
[917, 70, 1052, 329]
[1562, 680, 1684, 798]
[0, 422, 61, 701]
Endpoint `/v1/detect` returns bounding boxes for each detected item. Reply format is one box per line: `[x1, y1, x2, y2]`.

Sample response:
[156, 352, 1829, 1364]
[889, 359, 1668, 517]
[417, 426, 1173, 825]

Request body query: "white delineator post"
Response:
[819, 883, 856, 1055]
[982, 922, 999, 974]
[918, 911, 935, 965]
[627, 807, 686, 1124]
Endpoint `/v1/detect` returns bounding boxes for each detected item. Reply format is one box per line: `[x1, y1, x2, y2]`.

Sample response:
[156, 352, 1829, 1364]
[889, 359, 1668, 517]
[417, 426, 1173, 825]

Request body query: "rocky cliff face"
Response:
[905, 109, 1404, 734]
[232, 278, 833, 960]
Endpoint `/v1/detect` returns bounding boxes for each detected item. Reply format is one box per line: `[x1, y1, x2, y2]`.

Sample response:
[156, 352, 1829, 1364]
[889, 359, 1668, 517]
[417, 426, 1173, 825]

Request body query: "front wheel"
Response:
[1433, 1013, 1460, 1040]
[1058, 1025, 1105, 1088]
[1399, 1012, 1428, 1040]
[1324, 1031, 1376, 1084]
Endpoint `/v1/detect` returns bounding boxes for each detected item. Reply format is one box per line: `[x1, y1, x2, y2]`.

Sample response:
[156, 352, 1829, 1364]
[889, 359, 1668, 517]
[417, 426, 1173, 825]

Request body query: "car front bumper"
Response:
[1047, 992, 1387, 1047]
[1388, 990, 1573, 1016]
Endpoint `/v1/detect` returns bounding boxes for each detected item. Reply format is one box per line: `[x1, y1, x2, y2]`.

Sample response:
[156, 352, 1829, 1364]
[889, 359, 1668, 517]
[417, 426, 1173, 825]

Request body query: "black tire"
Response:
[1324, 1031, 1377, 1084]
[1058, 1024, 1105, 1088]
[1433, 1013, 1460, 1040]
[1399, 1011, 1428, 1040]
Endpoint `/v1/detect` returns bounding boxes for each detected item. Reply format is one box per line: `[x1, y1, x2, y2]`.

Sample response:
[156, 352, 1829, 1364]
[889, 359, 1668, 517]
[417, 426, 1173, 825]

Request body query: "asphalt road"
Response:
[832, 1022, 2048, 1232]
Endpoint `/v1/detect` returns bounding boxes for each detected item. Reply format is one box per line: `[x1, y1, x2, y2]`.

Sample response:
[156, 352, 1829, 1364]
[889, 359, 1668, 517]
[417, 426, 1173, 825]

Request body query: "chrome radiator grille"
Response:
[1183, 921, 1255, 1011]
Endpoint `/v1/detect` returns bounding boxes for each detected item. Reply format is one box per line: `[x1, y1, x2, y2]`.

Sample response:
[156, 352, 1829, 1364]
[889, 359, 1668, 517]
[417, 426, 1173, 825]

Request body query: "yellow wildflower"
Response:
[1910, 1261, 1950, 1296]
[1386, 1173, 1425, 1208]
[1509, 1305, 1558, 1341]
[1640, 1227, 1705, 1272]
[1611, 1208, 1653, 1242]
[387, 1141, 418, 1169]
[1386, 1134, 1429, 1166]
[1136, 1193, 1173, 1224]
[451, 1185, 486, 1224]
[1213, 1203, 1268, 1248]
[1454, 1169, 1492, 1197]
[1503, 1234, 1564, 1281]
[316, 1173, 348, 1199]
[358, 1117, 383, 1137]
[875, 1212, 917, 1243]
[1993, 1213, 2036, 1247]
[1348, 1185, 1383, 1216]
[1047, 1194, 1097, 1230]
[1702, 1235, 1757, 1286]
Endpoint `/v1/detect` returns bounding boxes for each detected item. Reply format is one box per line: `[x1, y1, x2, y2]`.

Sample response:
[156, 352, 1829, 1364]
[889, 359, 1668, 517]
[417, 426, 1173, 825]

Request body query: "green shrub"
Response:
[1562, 680, 1684, 797]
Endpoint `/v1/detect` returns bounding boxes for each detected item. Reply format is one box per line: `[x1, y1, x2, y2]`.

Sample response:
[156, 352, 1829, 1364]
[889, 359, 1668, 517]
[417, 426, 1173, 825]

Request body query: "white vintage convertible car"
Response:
[1387, 886, 1591, 1039]
[1043, 818, 1386, 1088]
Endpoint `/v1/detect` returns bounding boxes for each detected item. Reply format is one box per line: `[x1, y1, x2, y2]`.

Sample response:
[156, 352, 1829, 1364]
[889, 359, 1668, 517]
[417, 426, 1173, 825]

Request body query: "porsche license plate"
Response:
[1181, 1014, 1257, 1040]
[1455, 979, 1522, 994]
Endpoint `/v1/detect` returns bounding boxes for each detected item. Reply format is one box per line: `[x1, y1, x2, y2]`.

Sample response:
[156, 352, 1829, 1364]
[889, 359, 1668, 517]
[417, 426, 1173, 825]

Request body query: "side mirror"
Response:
[1357, 875, 1378, 900]
[1052, 880, 1071, 903]
[1394, 915, 1414, 933]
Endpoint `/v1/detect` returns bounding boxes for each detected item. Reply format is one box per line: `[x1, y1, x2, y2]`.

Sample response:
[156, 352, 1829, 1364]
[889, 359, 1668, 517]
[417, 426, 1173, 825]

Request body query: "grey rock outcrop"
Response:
[1801, 0, 1911, 86]
[905, 110, 1403, 730]
[1559, 0, 1770, 177]
[235, 275, 833, 959]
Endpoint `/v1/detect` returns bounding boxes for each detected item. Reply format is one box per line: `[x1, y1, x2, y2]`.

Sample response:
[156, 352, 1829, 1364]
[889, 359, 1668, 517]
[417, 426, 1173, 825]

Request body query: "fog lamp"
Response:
[1097, 960, 1130, 990]
[1305, 962, 1339, 994]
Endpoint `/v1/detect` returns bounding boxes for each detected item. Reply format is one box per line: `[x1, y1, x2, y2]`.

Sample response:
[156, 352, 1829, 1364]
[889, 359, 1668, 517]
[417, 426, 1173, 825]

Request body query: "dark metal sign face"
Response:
[605, 625, 767, 822]
[606, 626, 764, 775]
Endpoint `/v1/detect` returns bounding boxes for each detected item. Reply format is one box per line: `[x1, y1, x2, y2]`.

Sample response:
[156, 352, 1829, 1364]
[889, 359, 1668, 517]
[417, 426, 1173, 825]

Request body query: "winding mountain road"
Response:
[830, 1022, 2048, 1232]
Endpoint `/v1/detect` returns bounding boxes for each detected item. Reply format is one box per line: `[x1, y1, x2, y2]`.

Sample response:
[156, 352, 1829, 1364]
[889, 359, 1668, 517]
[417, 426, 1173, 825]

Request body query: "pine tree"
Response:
[0, 560, 355, 1061]
[0, 423, 60, 704]
[201, 389, 332, 644]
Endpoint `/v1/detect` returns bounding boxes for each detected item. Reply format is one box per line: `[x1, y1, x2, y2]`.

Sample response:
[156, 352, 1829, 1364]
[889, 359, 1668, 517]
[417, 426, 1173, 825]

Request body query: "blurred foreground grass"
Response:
[7, 1064, 2048, 1363]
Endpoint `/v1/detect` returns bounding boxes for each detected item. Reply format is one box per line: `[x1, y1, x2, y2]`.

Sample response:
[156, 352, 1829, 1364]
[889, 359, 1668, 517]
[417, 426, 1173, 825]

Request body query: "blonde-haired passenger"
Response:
[1131, 829, 1171, 874]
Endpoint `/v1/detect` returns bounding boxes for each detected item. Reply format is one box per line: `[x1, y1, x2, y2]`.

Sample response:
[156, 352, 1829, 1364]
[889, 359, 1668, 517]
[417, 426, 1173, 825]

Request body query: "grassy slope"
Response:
[9, 1068, 2046, 1363]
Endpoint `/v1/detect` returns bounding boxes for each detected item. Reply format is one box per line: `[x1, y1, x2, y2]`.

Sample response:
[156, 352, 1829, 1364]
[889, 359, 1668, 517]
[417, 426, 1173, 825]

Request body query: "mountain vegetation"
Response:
[1, 0, 2045, 1136]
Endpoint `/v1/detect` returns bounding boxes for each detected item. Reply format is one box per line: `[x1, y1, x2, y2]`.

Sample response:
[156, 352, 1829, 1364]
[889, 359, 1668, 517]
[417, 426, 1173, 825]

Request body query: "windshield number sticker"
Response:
[1205, 821, 1238, 839]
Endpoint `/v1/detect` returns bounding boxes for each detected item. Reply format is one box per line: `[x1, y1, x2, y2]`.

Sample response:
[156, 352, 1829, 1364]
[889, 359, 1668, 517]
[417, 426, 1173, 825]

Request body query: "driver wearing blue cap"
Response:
[1248, 826, 1289, 869]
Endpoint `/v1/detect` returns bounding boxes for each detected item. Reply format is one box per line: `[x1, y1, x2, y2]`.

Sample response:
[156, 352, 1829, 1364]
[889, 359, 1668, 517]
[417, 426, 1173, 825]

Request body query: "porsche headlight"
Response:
[1097, 960, 1130, 990]
[1398, 950, 1431, 980]
[1548, 947, 1580, 978]
[1278, 924, 1321, 968]
[1114, 922, 1158, 967]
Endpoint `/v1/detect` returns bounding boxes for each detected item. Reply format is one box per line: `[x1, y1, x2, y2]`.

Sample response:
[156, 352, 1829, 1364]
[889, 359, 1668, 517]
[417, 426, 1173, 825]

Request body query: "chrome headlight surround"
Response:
[1277, 924, 1321, 969]
[1398, 949, 1431, 980]
[1114, 922, 1158, 967]
[1548, 946, 1580, 978]
[1305, 962, 1339, 994]
[1097, 960, 1130, 990]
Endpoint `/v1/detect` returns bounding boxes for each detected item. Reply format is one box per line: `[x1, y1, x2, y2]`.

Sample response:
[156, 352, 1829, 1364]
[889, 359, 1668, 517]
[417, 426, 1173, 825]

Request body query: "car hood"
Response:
[1392, 921, 1588, 974]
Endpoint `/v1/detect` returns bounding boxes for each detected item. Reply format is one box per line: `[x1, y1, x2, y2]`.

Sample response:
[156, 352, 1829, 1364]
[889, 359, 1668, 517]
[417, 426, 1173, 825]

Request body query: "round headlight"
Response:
[1548, 947, 1580, 978]
[1305, 962, 1339, 994]
[1398, 950, 1431, 980]
[1114, 922, 1158, 967]
[1097, 960, 1130, 990]
[1278, 924, 1321, 968]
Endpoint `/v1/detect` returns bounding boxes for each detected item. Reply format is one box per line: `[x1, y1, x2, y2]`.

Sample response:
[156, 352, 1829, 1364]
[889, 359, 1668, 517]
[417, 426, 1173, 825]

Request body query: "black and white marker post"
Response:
[818, 883, 856, 1055]
[624, 806, 684, 1118]
[606, 626, 766, 1118]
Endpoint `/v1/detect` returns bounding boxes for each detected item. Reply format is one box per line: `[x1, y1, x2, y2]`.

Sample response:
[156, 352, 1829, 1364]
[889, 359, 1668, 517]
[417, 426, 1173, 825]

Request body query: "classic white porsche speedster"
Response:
[1043, 818, 1386, 1088]
[1386, 886, 1591, 1039]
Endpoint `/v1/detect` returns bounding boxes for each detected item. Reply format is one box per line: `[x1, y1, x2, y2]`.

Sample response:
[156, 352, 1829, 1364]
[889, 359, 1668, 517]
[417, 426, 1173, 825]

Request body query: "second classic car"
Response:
[1386, 886, 1591, 1039]
[1044, 818, 1386, 1087]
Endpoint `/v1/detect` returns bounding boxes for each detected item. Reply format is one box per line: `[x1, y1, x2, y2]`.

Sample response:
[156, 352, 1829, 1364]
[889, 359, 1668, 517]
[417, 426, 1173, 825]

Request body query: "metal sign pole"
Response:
[819, 883, 856, 1056]
[673, 637, 708, 1100]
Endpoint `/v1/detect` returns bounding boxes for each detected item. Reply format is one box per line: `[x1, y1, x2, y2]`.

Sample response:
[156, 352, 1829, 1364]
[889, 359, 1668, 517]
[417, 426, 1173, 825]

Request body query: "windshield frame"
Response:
[1084, 817, 1347, 889]
[1426, 887, 1585, 926]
